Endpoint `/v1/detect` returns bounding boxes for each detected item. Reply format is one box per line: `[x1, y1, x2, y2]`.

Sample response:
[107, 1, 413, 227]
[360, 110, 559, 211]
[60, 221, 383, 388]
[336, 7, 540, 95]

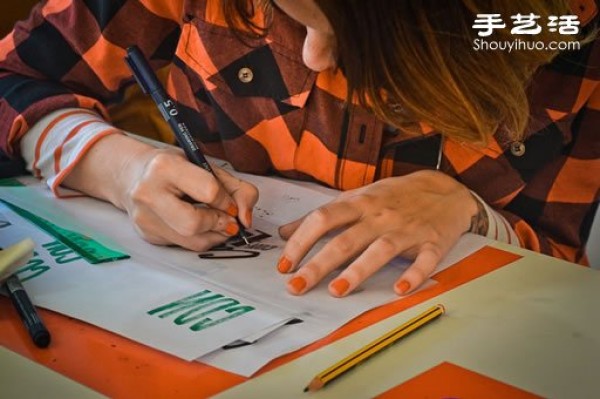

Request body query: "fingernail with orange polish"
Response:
[277, 257, 292, 273]
[330, 279, 350, 297]
[396, 280, 411, 295]
[227, 204, 239, 217]
[225, 222, 239, 236]
[288, 276, 307, 295]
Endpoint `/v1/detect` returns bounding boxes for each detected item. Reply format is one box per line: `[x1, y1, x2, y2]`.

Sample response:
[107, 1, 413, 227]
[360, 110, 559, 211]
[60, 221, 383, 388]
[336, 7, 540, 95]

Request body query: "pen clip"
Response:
[125, 45, 161, 96]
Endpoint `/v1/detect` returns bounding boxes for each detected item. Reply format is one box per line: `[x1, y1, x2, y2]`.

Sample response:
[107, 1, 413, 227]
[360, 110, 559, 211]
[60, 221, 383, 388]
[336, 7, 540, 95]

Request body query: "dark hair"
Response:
[224, 0, 588, 143]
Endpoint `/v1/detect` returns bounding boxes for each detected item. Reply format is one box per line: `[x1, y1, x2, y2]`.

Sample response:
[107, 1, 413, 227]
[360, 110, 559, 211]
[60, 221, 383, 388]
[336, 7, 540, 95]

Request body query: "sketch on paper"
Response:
[198, 228, 278, 259]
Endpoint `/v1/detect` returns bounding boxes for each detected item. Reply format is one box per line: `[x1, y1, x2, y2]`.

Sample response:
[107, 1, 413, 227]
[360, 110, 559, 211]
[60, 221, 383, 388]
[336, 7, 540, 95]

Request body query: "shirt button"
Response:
[510, 141, 526, 157]
[238, 67, 254, 83]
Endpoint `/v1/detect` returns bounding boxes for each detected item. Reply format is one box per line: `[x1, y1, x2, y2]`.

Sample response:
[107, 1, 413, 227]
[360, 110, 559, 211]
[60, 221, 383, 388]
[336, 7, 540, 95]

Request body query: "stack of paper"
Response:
[0, 174, 489, 376]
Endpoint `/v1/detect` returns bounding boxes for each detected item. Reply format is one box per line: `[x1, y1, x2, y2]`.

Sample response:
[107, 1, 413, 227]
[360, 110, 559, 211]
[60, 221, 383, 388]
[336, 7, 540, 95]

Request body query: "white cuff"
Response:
[470, 191, 520, 246]
[20, 108, 121, 197]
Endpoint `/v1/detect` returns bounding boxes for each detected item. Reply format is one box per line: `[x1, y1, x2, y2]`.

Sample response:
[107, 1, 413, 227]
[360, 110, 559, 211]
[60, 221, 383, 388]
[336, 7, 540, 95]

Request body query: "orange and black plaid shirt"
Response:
[0, 0, 599, 263]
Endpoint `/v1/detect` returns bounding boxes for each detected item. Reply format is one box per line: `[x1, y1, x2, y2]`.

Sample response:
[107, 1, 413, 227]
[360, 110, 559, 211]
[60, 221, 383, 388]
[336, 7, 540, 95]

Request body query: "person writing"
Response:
[0, 0, 598, 297]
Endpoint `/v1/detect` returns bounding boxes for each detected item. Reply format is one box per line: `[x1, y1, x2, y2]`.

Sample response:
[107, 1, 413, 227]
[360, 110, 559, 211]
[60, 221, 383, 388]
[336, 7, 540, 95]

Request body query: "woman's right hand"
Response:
[62, 133, 258, 251]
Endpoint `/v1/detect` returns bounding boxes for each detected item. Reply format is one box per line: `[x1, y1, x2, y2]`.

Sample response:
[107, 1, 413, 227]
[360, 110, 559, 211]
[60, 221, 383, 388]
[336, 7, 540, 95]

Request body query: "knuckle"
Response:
[299, 263, 321, 281]
[371, 206, 396, 222]
[176, 218, 201, 237]
[375, 236, 398, 256]
[131, 213, 165, 245]
[423, 240, 442, 258]
[402, 215, 419, 230]
[129, 187, 152, 205]
[331, 235, 354, 256]
[307, 206, 332, 225]
[410, 266, 430, 283]
[421, 241, 443, 260]
[134, 226, 162, 245]
[285, 236, 303, 254]
[130, 209, 147, 229]
[351, 193, 376, 208]
[129, 185, 152, 205]
[203, 181, 221, 203]
[380, 206, 397, 219]
[345, 267, 365, 283]
[145, 152, 172, 174]
[427, 229, 443, 245]
[247, 184, 259, 202]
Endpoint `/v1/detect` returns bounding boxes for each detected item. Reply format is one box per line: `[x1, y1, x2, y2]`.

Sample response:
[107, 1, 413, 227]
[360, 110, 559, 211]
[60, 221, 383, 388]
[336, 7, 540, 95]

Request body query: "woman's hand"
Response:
[277, 170, 479, 297]
[62, 134, 258, 250]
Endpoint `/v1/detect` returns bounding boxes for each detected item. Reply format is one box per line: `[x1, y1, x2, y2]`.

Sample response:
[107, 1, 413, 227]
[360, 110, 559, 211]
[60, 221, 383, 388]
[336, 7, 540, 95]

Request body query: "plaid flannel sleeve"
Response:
[0, 0, 183, 157]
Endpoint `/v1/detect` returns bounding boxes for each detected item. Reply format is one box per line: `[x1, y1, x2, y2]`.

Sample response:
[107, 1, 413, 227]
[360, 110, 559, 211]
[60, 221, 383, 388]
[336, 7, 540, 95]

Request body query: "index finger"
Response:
[277, 202, 361, 273]
[213, 167, 259, 227]
[168, 160, 239, 217]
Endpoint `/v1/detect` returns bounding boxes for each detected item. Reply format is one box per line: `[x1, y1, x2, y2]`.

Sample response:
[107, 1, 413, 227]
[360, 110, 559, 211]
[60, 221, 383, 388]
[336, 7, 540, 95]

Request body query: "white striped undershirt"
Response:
[470, 191, 520, 246]
[19, 107, 521, 247]
[20, 108, 121, 197]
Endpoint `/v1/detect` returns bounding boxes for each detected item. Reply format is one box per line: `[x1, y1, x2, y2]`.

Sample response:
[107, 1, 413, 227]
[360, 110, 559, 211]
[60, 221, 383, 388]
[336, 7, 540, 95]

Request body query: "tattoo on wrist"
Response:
[469, 195, 489, 235]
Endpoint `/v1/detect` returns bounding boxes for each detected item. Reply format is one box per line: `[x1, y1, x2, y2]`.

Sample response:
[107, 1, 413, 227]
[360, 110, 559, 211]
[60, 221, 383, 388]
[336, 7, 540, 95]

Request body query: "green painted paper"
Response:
[0, 199, 129, 264]
[0, 178, 25, 187]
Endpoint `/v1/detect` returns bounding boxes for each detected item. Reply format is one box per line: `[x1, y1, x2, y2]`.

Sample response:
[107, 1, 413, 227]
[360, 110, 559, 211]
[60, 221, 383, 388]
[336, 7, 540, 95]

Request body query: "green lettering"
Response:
[173, 298, 240, 325]
[16, 257, 50, 282]
[147, 290, 220, 318]
[190, 305, 255, 332]
[148, 290, 256, 332]
[42, 240, 82, 264]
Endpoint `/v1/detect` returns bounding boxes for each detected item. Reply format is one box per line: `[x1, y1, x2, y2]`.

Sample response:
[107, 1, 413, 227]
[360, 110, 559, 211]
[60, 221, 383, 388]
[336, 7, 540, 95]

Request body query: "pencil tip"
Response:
[304, 378, 323, 392]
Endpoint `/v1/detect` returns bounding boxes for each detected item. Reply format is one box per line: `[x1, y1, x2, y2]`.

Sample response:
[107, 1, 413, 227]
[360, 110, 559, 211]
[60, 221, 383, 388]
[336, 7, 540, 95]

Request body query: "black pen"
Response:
[125, 45, 250, 245]
[4, 274, 51, 348]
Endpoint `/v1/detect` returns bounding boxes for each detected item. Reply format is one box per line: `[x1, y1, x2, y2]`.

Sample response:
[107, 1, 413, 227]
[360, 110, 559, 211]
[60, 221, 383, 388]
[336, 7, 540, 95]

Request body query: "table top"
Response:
[220, 242, 600, 398]
[2, 244, 598, 398]
[0, 245, 518, 397]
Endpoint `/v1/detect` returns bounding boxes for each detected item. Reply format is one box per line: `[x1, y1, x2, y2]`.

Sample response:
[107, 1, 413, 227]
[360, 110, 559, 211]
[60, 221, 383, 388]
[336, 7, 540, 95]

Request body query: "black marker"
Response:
[125, 45, 250, 245]
[4, 275, 51, 348]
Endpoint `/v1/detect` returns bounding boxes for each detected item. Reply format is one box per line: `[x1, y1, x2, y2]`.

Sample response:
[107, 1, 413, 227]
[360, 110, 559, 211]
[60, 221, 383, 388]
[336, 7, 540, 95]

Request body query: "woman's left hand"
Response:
[277, 170, 479, 297]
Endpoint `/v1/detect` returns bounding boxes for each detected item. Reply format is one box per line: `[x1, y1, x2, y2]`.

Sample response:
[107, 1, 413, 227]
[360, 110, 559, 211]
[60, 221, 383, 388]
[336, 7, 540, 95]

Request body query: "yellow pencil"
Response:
[304, 304, 446, 392]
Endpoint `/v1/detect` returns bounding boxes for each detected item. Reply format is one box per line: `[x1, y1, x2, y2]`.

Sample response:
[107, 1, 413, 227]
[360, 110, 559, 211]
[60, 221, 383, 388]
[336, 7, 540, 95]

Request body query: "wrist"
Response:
[467, 191, 520, 246]
[468, 192, 490, 235]
[62, 134, 156, 209]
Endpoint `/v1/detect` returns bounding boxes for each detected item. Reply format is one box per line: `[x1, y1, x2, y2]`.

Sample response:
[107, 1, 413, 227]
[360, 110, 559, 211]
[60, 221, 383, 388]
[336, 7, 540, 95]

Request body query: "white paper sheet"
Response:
[0, 174, 491, 375]
[0, 200, 289, 360]
[197, 234, 490, 377]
